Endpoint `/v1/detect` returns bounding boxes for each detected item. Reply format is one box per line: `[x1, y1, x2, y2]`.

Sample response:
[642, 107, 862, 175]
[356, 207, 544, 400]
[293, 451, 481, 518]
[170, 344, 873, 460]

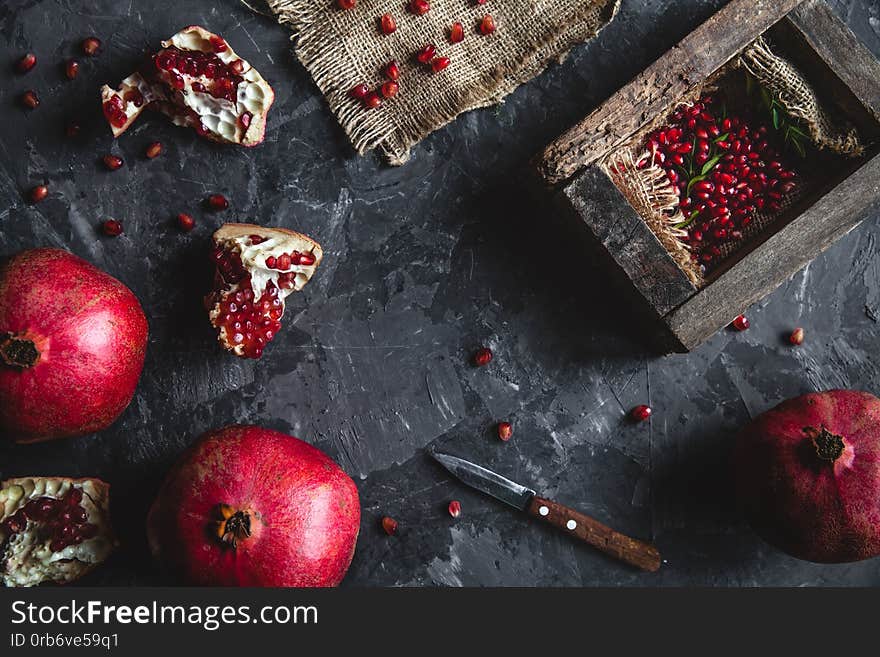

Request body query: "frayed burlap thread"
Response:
[604, 149, 703, 287]
[740, 37, 863, 157]
[267, 0, 620, 165]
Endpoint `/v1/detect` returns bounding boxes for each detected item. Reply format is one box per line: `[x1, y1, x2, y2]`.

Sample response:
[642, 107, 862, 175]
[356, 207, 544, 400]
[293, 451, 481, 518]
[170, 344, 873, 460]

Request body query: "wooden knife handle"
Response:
[527, 496, 661, 572]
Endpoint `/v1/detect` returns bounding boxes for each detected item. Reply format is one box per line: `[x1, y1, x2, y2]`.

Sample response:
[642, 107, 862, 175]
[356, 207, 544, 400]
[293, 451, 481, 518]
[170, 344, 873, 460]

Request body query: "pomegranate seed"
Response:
[299, 252, 317, 266]
[349, 83, 369, 100]
[381, 516, 398, 535]
[240, 112, 253, 129]
[363, 92, 381, 110]
[277, 253, 292, 270]
[145, 141, 163, 159]
[209, 35, 228, 53]
[448, 500, 462, 518]
[229, 59, 245, 75]
[409, 0, 430, 15]
[206, 194, 229, 211]
[337, 0, 356, 8]
[449, 22, 465, 44]
[16, 53, 36, 73]
[28, 185, 48, 203]
[380, 81, 399, 99]
[20, 90, 39, 109]
[102, 154, 124, 170]
[630, 405, 652, 422]
[497, 421, 513, 441]
[384, 60, 400, 81]
[65, 59, 79, 79]
[473, 347, 493, 366]
[479, 15, 496, 35]
[379, 13, 397, 34]
[101, 219, 123, 237]
[65, 120, 81, 137]
[177, 213, 195, 232]
[431, 56, 450, 73]
[789, 327, 805, 346]
[415, 44, 436, 64]
[731, 314, 750, 331]
[82, 37, 101, 56]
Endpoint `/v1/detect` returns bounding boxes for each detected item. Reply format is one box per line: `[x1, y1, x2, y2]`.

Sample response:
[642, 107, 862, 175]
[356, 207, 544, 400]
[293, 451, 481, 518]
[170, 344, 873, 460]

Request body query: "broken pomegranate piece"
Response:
[100, 25, 274, 147]
[1, 477, 117, 587]
[207, 224, 323, 359]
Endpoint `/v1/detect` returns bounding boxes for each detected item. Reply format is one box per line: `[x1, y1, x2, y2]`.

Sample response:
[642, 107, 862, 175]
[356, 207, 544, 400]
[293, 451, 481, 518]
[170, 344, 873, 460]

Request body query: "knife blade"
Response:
[431, 451, 661, 572]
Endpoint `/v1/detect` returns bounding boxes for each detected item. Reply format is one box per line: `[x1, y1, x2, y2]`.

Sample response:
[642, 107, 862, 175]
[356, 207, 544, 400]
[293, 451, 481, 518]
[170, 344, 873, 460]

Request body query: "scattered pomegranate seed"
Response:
[65, 120, 81, 137]
[363, 92, 381, 110]
[381, 516, 398, 535]
[206, 194, 229, 211]
[476, 0, 488, 4]
[789, 327, 805, 346]
[209, 35, 228, 53]
[473, 347, 493, 366]
[101, 219, 123, 237]
[337, 0, 356, 8]
[731, 314, 750, 331]
[384, 60, 400, 81]
[229, 59, 245, 75]
[448, 500, 462, 518]
[449, 22, 465, 44]
[479, 15, 496, 35]
[350, 83, 369, 100]
[409, 0, 430, 14]
[380, 81, 399, 99]
[145, 141, 163, 159]
[416, 44, 437, 65]
[28, 185, 48, 203]
[431, 56, 450, 73]
[81, 37, 101, 56]
[177, 213, 195, 232]
[630, 405, 652, 422]
[65, 59, 79, 80]
[497, 421, 513, 441]
[102, 154, 124, 170]
[379, 13, 397, 34]
[20, 90, 39, 109]
[16, 53, 36, 74]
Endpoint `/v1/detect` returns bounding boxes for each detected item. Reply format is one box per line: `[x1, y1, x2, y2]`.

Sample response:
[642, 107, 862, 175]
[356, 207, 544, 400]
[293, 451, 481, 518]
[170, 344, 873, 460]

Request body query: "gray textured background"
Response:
[1, 0, 879, 586]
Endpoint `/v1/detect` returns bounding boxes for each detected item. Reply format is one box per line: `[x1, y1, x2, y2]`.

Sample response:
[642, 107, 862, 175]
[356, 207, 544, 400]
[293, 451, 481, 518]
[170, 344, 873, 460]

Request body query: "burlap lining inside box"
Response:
[266, 0, 621, 165]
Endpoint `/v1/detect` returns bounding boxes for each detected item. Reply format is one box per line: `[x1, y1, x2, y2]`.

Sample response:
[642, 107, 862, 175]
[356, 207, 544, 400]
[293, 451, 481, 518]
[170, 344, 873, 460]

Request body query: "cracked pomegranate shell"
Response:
[0, 249, 148, 443]
[207, 223, 323, 359]
[100, 25, 274, 147]
[147, 425, 360, 587]
[1, 477, 117, 587]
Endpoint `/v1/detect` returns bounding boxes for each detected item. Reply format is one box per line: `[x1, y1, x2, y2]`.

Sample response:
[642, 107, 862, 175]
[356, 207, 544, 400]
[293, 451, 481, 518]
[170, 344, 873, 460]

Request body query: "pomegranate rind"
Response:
[735, 389, 880, 563]
[1, 477, 117, 587]
[147, 425, 360, 587]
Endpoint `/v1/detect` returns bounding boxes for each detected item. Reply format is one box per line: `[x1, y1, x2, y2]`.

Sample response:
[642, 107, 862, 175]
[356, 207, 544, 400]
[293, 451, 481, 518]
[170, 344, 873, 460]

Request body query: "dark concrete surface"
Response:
[1, 0, 879, 586]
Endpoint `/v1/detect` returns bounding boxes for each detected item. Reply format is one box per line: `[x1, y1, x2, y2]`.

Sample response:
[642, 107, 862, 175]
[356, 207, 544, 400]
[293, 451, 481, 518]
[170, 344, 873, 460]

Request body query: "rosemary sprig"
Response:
[747, 71, 810, 157]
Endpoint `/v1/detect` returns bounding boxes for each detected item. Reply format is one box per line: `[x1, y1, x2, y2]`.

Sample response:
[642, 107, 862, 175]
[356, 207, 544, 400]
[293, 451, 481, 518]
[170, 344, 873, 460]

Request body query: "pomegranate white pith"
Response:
[1, 477, 117, 587]
[208, 224, 323, 359]
[101, 26, 274, 146]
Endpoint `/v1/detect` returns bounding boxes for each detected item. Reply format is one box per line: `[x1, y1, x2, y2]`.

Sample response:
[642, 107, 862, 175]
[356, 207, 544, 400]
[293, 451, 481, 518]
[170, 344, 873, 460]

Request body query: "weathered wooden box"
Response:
[535, 0, 880, 352]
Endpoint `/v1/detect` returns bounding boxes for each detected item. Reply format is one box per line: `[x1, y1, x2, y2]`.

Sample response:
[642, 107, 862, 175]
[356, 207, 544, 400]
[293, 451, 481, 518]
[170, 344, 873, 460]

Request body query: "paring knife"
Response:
[432, 452, 661, 572]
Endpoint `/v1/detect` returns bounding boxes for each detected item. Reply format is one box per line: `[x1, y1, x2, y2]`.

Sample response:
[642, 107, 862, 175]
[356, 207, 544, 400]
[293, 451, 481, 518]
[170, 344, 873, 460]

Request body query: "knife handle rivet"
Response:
[539, 505, 549, 516]
[566, 519, 577, 530]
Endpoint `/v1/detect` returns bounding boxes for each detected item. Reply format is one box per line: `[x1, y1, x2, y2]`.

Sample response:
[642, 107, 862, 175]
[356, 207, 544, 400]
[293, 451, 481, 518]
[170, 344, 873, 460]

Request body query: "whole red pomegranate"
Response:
[147, 425, 360, 587]
[735, 390, 880, 563]
[0, 249, 148, 443]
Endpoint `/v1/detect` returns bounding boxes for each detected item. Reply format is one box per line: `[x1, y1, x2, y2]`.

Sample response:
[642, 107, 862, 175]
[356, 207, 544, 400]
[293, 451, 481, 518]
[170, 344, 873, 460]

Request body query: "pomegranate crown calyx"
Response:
[804, 426, 846, 463]
[212, 504, 252, 548]
[0, 334, 40, 369]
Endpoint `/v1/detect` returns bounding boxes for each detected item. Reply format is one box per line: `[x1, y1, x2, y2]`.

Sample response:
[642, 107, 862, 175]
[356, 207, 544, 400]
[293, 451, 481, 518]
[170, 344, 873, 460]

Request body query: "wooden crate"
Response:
[534, 0, 880, 352]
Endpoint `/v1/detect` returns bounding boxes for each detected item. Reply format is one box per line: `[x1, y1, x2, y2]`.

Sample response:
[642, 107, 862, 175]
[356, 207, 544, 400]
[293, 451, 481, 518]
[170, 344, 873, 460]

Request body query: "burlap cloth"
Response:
[266, 0, 620, 164]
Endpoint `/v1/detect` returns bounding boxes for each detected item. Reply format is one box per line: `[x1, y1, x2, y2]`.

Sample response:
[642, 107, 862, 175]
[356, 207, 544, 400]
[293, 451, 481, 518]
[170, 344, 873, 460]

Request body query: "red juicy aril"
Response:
[100, 26, 274, 147]
[0, 249, 148, 443]
[642, 94, 798, 271]
[147, 425, 360, 587]
[1, 477, 117, 587]
[207, 224, 323, 359]
[735, 390, 880, 562]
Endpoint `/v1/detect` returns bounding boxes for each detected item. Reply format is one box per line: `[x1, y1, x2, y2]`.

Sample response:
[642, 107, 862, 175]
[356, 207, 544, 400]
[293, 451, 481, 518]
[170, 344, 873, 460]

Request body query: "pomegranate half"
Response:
[735, 389, 880, 563]
[207, 223, 323, 359]
[101, 25, 274, 146]
[1, 477, 117, 587]
[147, 425, 360, 587]
[0, 249, 148, 443]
